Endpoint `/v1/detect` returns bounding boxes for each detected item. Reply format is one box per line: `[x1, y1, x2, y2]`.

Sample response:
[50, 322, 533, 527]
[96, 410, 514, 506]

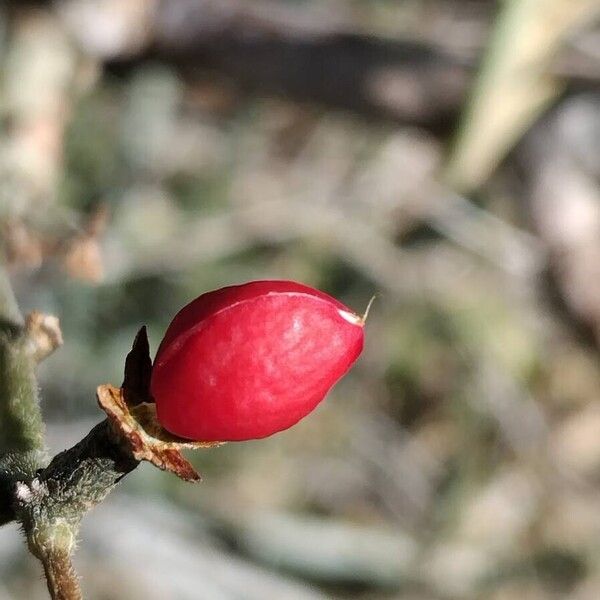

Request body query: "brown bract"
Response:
[97, 326, 221, 482]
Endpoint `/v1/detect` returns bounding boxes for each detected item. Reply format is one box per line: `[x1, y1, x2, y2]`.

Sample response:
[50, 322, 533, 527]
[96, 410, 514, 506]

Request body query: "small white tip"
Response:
[338, 309, 363, 326]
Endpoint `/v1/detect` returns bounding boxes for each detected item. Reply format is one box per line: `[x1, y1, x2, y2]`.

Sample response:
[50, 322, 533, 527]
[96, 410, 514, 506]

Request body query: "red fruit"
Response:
[150, 280, 364, 441]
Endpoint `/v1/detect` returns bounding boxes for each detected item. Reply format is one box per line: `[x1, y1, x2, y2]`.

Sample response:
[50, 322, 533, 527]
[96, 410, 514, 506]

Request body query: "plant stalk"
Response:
[40, 548, 82, 600]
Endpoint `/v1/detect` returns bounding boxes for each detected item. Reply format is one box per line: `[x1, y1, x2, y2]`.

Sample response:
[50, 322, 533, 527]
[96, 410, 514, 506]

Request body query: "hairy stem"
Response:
[0, 261, 47, 523]
[0, 266, 46, 456]
[35, 420, 138, 515]
[0, 259, 141, 599]
[12, 420, 138, 600]
[39, 547, 82, 600]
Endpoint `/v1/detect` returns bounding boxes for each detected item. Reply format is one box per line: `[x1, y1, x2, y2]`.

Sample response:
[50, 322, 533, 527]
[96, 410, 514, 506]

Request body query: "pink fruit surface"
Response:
[151, 280, 364, 441]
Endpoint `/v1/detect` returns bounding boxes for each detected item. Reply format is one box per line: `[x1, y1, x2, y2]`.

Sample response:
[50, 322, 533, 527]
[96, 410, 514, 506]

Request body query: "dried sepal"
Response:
[130, 403, 219, 450]
[97, 325, 220, 481]
[96, 384, 219, 482]
[24, 311, 63, 364]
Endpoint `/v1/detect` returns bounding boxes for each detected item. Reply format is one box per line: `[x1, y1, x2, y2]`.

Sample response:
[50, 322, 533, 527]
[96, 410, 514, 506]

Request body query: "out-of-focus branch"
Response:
[59, 0, 470, 128]
[56, 0, 600, 130]
[521, 97, 600, 347]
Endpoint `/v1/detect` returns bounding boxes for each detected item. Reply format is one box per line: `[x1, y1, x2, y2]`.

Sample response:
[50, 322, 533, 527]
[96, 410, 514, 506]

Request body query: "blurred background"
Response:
[1, 0, 600, 598]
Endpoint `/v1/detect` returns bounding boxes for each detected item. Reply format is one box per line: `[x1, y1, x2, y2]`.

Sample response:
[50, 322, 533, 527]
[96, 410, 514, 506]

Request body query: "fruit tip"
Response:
[338, 295, 377, 327]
